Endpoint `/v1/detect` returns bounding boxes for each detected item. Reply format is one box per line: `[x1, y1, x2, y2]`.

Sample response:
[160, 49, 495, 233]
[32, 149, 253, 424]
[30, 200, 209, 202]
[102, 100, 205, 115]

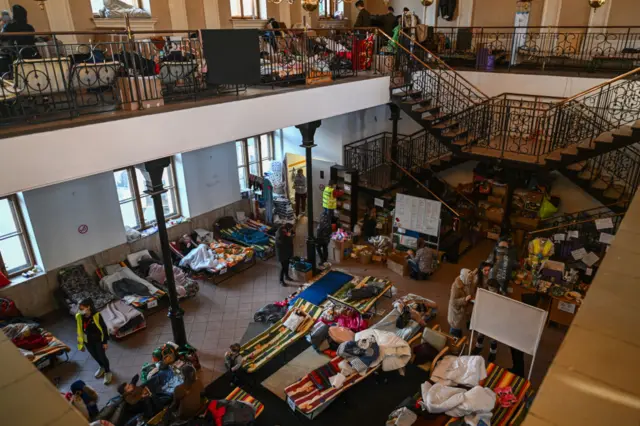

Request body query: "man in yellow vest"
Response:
[322, 180, 343, 217]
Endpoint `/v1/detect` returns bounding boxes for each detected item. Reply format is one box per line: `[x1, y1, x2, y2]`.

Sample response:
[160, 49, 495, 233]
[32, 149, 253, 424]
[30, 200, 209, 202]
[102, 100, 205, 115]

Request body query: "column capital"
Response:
[136, 157, 171, 195]
[296, 120, 322, 147]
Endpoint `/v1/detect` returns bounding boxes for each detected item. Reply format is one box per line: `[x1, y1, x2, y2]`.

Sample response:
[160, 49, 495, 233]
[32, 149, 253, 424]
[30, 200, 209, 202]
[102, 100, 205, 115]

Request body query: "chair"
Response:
[415, 324, 467, 375]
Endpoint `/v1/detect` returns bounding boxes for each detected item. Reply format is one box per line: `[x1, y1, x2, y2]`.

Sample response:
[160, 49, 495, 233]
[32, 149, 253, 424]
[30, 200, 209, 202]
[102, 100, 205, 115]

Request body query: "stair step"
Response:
[423, 112, 447, 122]
[403, 98, 426, 105]
[632, 120, 640, 130]
[566, 161, 587, 172]
[591, 179, 609, 190]
[594, 132, 614, 144]
[561, 145, 579, 156]
[442, 128, 470, 139]
[545, 151, 563, 162]
[434, 120, 458, 130]
[414, 104, 441, 114]
[603, 186, 624, 200]
[578, 168, 597, 180]
[612, 126, 634, 138]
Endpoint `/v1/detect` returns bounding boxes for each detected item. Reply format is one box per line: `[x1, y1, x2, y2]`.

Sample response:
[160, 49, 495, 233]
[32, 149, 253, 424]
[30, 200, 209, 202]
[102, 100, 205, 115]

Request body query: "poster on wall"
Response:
[394, 193, 441, 237]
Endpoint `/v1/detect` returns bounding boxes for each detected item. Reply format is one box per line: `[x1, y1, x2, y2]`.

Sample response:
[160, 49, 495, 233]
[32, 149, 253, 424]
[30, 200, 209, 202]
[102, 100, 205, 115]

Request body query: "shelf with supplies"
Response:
[331, 165, 358, 231]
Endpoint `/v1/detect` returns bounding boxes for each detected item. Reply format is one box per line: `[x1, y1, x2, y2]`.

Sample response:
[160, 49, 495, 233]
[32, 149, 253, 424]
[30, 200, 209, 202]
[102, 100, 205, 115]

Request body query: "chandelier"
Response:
[589, 0, 606, 8]
[34, 0, 47, 10]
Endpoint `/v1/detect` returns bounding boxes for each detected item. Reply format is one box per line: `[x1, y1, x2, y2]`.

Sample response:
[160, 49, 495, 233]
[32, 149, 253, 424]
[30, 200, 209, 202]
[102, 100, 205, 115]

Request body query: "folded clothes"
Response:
[309, 362, 340, 390]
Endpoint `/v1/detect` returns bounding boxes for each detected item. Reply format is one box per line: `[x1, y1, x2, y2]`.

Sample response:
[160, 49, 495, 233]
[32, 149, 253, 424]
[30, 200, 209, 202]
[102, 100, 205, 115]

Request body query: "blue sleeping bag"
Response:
[290, 271, 353, 306]
[231, 228, 270, 246]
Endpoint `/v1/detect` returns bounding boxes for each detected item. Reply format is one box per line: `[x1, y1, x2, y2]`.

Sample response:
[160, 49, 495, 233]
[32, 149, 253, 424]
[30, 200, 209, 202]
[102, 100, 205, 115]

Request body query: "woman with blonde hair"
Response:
[447, 268, 475, 338]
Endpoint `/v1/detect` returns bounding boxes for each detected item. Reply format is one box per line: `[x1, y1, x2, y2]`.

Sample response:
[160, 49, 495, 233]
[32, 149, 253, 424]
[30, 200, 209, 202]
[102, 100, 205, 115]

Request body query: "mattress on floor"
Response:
[239, 298, 322, 373]
[327, 276, 393, 313]
[290, 270, 354, 306]
[225, 387, 264, 417]
[101, 300, 146, 339]
[170, 239, 254, 278]
[96, 263, 165, 309]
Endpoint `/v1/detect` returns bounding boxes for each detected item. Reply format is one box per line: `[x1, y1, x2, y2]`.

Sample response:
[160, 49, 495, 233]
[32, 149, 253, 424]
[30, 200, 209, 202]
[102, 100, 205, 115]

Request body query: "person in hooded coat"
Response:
[315, 211, 332, 265]
[275, 223, 294, 286]
[1, 5, 39, 60]
[447, 268, 475, 338]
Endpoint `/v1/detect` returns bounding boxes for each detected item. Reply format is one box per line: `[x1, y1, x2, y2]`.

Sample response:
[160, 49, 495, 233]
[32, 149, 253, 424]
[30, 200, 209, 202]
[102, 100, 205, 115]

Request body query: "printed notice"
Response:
[374, 197, 384, 207]
[554, 233, 566, 242]
[558, 301, 577, 315]
[595, 217, 614, 230]
[582, 252, 600, 267]
[567, 230, 579, 239]
[599, 232, 615, 244]
[571, 248, 587, 260]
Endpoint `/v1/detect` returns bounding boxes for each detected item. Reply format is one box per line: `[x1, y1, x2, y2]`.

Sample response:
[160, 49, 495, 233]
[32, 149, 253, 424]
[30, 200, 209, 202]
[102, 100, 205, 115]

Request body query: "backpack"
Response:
[0, 297, 22, 320]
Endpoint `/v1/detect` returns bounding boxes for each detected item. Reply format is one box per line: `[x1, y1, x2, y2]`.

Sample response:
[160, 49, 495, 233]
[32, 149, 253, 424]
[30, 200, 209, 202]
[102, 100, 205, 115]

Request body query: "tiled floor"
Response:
[41, 222, 567, 407]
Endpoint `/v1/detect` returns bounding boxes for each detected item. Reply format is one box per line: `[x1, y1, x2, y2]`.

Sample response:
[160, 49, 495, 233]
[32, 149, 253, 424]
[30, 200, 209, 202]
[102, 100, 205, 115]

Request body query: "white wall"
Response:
[280, 105, 423, 165]
[180, 142, 242, 218]
[459, 71, 609, 98]
[0, 77, 391, 198]
[22, 173, 127, 272]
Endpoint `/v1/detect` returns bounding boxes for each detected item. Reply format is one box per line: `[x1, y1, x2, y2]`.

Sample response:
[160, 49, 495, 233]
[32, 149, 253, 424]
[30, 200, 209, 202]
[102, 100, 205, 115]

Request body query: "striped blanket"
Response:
[284, 356, 378, 415]
[240, 299, 322, 373]
[447, 363, 535, 426]
[225, 387, 264, 417]
[327, 276, 392, 313]
[29, 330, 70, 365]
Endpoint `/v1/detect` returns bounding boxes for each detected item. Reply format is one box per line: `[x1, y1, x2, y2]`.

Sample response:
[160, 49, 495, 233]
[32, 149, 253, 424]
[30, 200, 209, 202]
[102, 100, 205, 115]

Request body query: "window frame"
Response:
[230, 0, 261, 19]
[114, 160, 181, 231]
[319, 0, 343, 18]
[0, 195, 34, 277]
[236, 133, 275, 190]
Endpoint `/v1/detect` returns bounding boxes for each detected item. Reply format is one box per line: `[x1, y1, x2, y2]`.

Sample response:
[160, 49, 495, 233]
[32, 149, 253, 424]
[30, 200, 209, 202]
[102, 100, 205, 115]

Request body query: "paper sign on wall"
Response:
[553, 233, 566, 242]
[571, 248, 587, 260]
[595, 217, 614, 230]
[558, 301, 576, 315]
[567, 230, 579, 239]
[374, 198, 384, 208]
[599, 233, 615, 244]
[582, 252, 600, 267]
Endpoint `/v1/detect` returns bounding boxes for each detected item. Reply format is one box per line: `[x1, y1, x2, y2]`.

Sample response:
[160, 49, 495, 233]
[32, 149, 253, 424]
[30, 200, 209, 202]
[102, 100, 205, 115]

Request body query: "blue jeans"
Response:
[449, 327, 462, 338]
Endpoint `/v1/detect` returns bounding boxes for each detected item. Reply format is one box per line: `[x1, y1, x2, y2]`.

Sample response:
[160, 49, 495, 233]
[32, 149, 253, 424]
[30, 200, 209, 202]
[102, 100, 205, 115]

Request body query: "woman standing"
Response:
[76, 298, 112, 384]
[447, 268, 474, 338]
[275, 224, 294, 286]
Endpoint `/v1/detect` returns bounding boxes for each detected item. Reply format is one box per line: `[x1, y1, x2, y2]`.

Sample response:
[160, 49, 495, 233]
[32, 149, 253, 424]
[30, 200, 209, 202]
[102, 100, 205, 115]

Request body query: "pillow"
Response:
[283, 310, 305, 332]
[422, 328, 447, 352]
[127, 250, 152, 268]
[328, 326, 355, 344]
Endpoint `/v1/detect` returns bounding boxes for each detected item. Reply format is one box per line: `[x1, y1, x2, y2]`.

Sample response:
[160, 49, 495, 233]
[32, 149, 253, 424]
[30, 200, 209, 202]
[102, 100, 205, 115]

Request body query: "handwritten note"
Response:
[582, 252, 600, 267]
[595, 217, 614, 230]
[571, 248, 587, 260]
[599, 232, 615, 244]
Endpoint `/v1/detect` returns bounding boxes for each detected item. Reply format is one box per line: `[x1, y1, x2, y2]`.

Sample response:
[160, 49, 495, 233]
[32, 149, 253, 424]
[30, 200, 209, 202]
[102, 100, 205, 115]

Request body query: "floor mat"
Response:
[261, 347, 330, 401]
[289, 270, 353, 306]
[240, 322, 271, 345]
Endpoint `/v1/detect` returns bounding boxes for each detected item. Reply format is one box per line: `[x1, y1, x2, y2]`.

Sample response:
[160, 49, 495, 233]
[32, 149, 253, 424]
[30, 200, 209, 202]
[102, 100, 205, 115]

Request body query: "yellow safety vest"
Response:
[76, 312, 105, 350]
[322, 186, 337, 209]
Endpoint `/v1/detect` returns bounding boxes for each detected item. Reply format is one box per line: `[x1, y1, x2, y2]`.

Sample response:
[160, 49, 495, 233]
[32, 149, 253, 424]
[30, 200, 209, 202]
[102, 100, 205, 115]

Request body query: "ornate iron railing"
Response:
[430, 26, 640, 74]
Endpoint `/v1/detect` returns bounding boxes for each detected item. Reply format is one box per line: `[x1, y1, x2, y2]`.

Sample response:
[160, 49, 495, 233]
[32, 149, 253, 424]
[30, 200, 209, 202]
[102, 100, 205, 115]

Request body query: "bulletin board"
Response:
[394, 193, 441, 237]
[469, 289, 548, 379]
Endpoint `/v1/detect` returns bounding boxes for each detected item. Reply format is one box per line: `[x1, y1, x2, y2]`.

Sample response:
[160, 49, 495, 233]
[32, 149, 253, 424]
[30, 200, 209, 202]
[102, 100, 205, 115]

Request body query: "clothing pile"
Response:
[319, 305, 368, 332]
[337, 337, 380, 374]
[331, 228, 352, 242]
[273, 195, 296, 224]
[179, 242, 252, 272]
[146, 262, 199, 299]
[2, 322, 47, 350]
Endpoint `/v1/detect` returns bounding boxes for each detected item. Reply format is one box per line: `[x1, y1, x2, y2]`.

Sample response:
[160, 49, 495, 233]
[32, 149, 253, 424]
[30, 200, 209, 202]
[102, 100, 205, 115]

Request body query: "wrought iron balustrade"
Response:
[429, 26, 640, 74]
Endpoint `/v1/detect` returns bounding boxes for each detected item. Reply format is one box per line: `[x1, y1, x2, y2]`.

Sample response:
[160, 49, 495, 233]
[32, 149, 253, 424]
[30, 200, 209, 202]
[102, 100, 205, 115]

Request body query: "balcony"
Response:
[424, 26, 640, 77]
[0, 28, 393, 196]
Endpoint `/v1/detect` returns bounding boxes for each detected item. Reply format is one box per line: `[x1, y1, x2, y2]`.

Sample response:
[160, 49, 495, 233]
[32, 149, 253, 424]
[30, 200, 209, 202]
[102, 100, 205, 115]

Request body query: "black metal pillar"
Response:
[389, 103, 401, 180]
[137, 158, 188, 347]
[296, 120, 322, 275]
[501, 170, 517, 236]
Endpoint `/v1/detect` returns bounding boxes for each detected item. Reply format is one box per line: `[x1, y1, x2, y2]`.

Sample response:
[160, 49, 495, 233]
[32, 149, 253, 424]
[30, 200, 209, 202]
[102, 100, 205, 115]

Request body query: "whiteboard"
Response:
[394, 193, 441, 237]
[470, 289, 547, 356]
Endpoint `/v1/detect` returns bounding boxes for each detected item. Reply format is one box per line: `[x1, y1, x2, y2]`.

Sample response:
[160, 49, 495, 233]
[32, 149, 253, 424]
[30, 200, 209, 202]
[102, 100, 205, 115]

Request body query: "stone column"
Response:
[296, 120, 322, 274]
[540, 0, 562, 55]
[168, 0, 190, 31]
[137, 158, 188, 347]
[587, 0, 612, 32]
[45, 0, 78, 44]
[203, 0, 222, 28]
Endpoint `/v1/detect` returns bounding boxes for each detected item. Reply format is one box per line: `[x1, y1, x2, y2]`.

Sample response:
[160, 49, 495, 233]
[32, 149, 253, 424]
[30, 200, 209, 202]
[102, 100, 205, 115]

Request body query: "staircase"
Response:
[379, 31, 640, 169]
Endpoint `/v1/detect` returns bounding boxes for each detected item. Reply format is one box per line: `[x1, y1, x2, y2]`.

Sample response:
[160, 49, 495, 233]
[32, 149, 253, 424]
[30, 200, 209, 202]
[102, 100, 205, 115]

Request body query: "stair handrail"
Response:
[528, 212, 625, 236]
[385, 152, 460, 217]
[539, 201, 626, 223]
[398, 30, 490, 100]
[550, 67, 640, 110]
[376, 30, 486, 112]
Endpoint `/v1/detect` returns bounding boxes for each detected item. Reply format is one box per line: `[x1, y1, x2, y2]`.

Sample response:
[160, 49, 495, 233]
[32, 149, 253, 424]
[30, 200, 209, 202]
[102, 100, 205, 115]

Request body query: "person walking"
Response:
[447, 268, 474, 338]
[275, 223, 294, 286]
[316, 210, 332, 266]
[293, 169, 307, 217]
[76, 298, 113, 385]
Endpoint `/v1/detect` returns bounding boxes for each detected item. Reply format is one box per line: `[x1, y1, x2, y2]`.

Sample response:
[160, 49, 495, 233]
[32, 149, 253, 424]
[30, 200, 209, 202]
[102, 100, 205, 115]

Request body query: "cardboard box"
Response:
[328, 239, 353, 263]
[118, 76, 164, 111]
[359, 252, 372, 264]
[387, 250, 409, 265]
[549, 297, 579, 326]
[294, 269, 313, 283]
[388, 258, 409, 277]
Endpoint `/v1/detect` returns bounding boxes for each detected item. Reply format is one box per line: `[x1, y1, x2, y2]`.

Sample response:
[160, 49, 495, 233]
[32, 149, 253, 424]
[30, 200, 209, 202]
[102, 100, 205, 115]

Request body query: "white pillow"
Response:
[127, 250, 152, 267]
[283, 311, 305, 332]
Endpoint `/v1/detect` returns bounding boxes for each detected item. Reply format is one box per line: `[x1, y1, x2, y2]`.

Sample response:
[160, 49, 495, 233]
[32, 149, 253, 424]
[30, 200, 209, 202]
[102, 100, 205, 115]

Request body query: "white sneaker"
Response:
[103, 372, 113, 385]
[94, 367, 105, 379]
